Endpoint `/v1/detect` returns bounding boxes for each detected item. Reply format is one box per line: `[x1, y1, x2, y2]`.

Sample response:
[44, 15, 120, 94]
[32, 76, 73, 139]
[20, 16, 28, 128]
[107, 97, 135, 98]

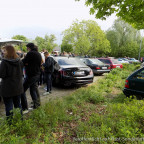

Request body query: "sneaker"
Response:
[23, 110, 29, 114]
[43, 92, 50, 96]
[28, 107, 33, 111]
[44, 87, 47, 91]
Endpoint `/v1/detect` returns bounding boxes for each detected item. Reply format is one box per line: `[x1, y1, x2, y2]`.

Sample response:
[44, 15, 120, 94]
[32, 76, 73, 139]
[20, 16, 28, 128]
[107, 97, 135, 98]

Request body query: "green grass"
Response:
[1, 63, 144, 144]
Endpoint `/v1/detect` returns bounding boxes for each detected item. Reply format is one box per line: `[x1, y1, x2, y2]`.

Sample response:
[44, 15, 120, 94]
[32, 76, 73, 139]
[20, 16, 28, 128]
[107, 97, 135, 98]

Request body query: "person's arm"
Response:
[22, 52, 31, 65]
[0, 61, 6, 78]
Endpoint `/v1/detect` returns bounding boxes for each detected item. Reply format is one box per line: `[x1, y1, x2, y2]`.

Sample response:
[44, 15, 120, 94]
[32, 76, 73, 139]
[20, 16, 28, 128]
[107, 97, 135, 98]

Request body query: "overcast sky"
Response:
[0, 0, 116, 43]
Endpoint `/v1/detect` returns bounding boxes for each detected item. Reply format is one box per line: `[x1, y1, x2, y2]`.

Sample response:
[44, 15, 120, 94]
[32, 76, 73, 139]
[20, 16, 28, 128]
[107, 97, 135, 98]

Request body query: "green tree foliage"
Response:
[106, 18, 141, 58]
[61, 43, 73, 52]
[62, 19, 111, 56]
[35, 34, 57, 52]
[12, 35, 28, 52]
[76, 0, 144, 29]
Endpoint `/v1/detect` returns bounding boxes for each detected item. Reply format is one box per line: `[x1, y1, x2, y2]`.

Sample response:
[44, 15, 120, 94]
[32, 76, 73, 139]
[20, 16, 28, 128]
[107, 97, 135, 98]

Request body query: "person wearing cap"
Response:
[21, 43, 42, 111]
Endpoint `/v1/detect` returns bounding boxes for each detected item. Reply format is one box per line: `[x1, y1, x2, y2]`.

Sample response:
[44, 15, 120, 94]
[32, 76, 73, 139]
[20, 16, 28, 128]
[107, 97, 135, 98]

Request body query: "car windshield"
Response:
[89, 59, 104, 65]
[55, 57, 86, 66]
[129, 58, 135, 60]
[111, 59, 121, 64]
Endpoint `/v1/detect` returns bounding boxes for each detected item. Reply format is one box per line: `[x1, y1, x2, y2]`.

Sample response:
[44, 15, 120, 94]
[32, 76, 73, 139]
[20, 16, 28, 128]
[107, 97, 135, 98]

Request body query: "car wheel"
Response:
[136, 95, 143, 100]
[125, 94, 130, 98]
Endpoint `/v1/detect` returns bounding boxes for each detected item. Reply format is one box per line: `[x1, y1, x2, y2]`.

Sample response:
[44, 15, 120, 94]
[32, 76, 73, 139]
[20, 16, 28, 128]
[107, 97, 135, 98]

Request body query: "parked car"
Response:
[117, 58, 129, 64]
[80, 58, 110, 75]
[128, 58, 140, 64]
[52, 57, 94, 86]
[123, 67, 144, 98]
[97, 58, 123, 70]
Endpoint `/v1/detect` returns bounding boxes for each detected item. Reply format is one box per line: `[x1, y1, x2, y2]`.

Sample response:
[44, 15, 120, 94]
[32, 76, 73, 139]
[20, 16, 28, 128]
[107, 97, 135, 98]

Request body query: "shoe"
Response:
[49, 91, 52, 94]
[43, 92, 50, 96]
[23, 110, 29, 114]
[44, 87, 47, 91]
[28, 107, 33, 111]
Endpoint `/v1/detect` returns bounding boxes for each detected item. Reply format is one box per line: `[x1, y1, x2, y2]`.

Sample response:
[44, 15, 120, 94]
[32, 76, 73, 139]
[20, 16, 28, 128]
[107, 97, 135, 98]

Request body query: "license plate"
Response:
[116, 66, 120, 68]
[102, 67, 107, 69]
[74, 71, 85, 75]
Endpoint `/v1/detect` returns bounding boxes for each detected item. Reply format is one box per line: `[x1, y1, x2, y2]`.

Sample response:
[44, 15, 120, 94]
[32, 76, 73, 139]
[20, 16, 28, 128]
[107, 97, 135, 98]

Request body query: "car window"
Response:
[111, 59, 121, 64]
[89, 59, 104, 65]
[135, 70, 144, 80]
[98, 59, 111, 64]
[55, 57, 86, 66]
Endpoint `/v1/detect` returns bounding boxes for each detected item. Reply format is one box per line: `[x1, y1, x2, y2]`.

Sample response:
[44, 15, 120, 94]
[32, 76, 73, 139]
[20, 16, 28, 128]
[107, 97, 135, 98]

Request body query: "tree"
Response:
[35, 34, 58, 52]
[62, 19, 111, 56]
[12, 35, 28, 52]
[61, 43, 73, 52]
[106, 18, 141, 57]
[76, 0, 144, 29]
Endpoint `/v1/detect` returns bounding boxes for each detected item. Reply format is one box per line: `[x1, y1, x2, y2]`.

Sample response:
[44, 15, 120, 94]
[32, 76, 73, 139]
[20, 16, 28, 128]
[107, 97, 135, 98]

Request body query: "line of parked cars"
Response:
[50, 55, 144, 100]
[51, 56, 125, 86]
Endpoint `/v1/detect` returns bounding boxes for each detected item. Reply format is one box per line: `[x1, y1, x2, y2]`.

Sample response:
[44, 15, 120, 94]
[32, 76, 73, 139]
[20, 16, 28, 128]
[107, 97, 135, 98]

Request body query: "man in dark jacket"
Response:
[21, 43, 42, 110]
[43, 51, 55, 95]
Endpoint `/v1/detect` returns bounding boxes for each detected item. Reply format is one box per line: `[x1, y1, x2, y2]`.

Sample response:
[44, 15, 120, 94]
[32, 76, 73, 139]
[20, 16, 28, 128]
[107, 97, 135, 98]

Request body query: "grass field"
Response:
[0, 63, 144, 144]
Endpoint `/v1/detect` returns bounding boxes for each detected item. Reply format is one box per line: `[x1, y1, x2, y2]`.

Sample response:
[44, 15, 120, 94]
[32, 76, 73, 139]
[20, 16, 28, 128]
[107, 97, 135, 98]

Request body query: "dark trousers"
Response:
[38, 71, 45, 85]
[21, 75, 40, 110]
[45, 73, 52, 92]
[3, 95, 22, 120]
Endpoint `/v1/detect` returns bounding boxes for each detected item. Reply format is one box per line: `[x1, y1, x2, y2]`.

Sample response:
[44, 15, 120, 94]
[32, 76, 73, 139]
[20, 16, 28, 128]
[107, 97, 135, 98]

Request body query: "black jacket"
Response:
[43, 56, 55, 74]
[22, 50, 42, 77]
[0, 58, 23, 98]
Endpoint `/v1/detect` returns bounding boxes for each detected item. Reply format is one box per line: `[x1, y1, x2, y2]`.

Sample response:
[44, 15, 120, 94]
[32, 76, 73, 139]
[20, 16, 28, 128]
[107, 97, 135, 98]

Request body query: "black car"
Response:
[123, 67, 144, 98]
[52, 57, 94, 86]
[81, 58, 110, 75]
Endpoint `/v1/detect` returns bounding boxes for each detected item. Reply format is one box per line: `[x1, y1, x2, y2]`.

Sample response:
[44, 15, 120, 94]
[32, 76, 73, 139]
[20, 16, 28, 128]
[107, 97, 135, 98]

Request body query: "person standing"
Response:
[43, 51, 55, 95]
[0, 45, 23, 122]
[21, 43, 42, 110]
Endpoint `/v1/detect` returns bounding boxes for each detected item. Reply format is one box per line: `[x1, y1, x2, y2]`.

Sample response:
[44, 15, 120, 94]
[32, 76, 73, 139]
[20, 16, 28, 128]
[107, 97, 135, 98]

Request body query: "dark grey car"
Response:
[80, 58, 110, 75]
[52, 57, 94, 86]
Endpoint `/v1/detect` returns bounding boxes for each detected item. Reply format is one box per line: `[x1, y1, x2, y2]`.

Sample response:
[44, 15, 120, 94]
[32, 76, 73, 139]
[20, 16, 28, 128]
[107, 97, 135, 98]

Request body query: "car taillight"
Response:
[125, 80, 129, 88]
[60, 70, 67, 76]
[108, 67, 110, 69]
[96, 67, 100, 69]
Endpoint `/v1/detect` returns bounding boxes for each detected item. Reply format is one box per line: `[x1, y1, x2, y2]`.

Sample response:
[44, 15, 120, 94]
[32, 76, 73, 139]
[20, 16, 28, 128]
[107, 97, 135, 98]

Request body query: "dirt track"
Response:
[0, 76, 102, 117]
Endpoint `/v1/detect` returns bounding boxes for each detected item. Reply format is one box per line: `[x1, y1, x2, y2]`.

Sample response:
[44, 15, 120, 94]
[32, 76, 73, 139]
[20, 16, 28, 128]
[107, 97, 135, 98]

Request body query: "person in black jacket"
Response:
[21, 43, 42, 110]
[43, 51, 55, 95]
[0, 45, 23, 122]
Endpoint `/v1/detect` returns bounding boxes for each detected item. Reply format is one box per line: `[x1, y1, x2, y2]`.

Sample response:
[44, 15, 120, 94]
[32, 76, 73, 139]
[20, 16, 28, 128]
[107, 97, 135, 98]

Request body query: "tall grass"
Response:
[0, 63, 143, 143]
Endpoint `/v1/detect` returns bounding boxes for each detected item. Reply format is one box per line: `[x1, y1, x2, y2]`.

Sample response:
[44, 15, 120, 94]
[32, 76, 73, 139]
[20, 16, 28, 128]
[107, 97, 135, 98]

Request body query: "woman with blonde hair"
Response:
[0, 45, 23, 122]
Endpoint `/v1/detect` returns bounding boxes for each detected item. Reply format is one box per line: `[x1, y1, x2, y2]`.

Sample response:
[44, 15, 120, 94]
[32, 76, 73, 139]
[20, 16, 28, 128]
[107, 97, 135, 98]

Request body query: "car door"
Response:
[129, 69, 144, 92]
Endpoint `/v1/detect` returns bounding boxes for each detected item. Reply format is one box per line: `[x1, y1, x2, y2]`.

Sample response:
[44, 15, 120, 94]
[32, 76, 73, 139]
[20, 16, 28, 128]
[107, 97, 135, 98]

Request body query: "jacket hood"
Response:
[2, 58, 20, 66]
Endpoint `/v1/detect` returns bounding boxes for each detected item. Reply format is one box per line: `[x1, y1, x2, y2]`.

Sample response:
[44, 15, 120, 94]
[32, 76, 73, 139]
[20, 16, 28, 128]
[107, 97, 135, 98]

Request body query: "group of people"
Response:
[0, 43, 55, 123]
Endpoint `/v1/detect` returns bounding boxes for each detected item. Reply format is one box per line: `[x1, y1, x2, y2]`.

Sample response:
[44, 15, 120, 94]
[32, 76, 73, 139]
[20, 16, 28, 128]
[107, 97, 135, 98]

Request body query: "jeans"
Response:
[3, 95, 22, 121]
[45, 73, 52, 92]
[21, 75, 40, 109]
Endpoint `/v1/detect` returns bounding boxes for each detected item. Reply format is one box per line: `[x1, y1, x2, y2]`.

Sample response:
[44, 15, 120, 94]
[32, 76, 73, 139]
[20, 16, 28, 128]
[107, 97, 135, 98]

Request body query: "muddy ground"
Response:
[0, 76, 102, 117]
